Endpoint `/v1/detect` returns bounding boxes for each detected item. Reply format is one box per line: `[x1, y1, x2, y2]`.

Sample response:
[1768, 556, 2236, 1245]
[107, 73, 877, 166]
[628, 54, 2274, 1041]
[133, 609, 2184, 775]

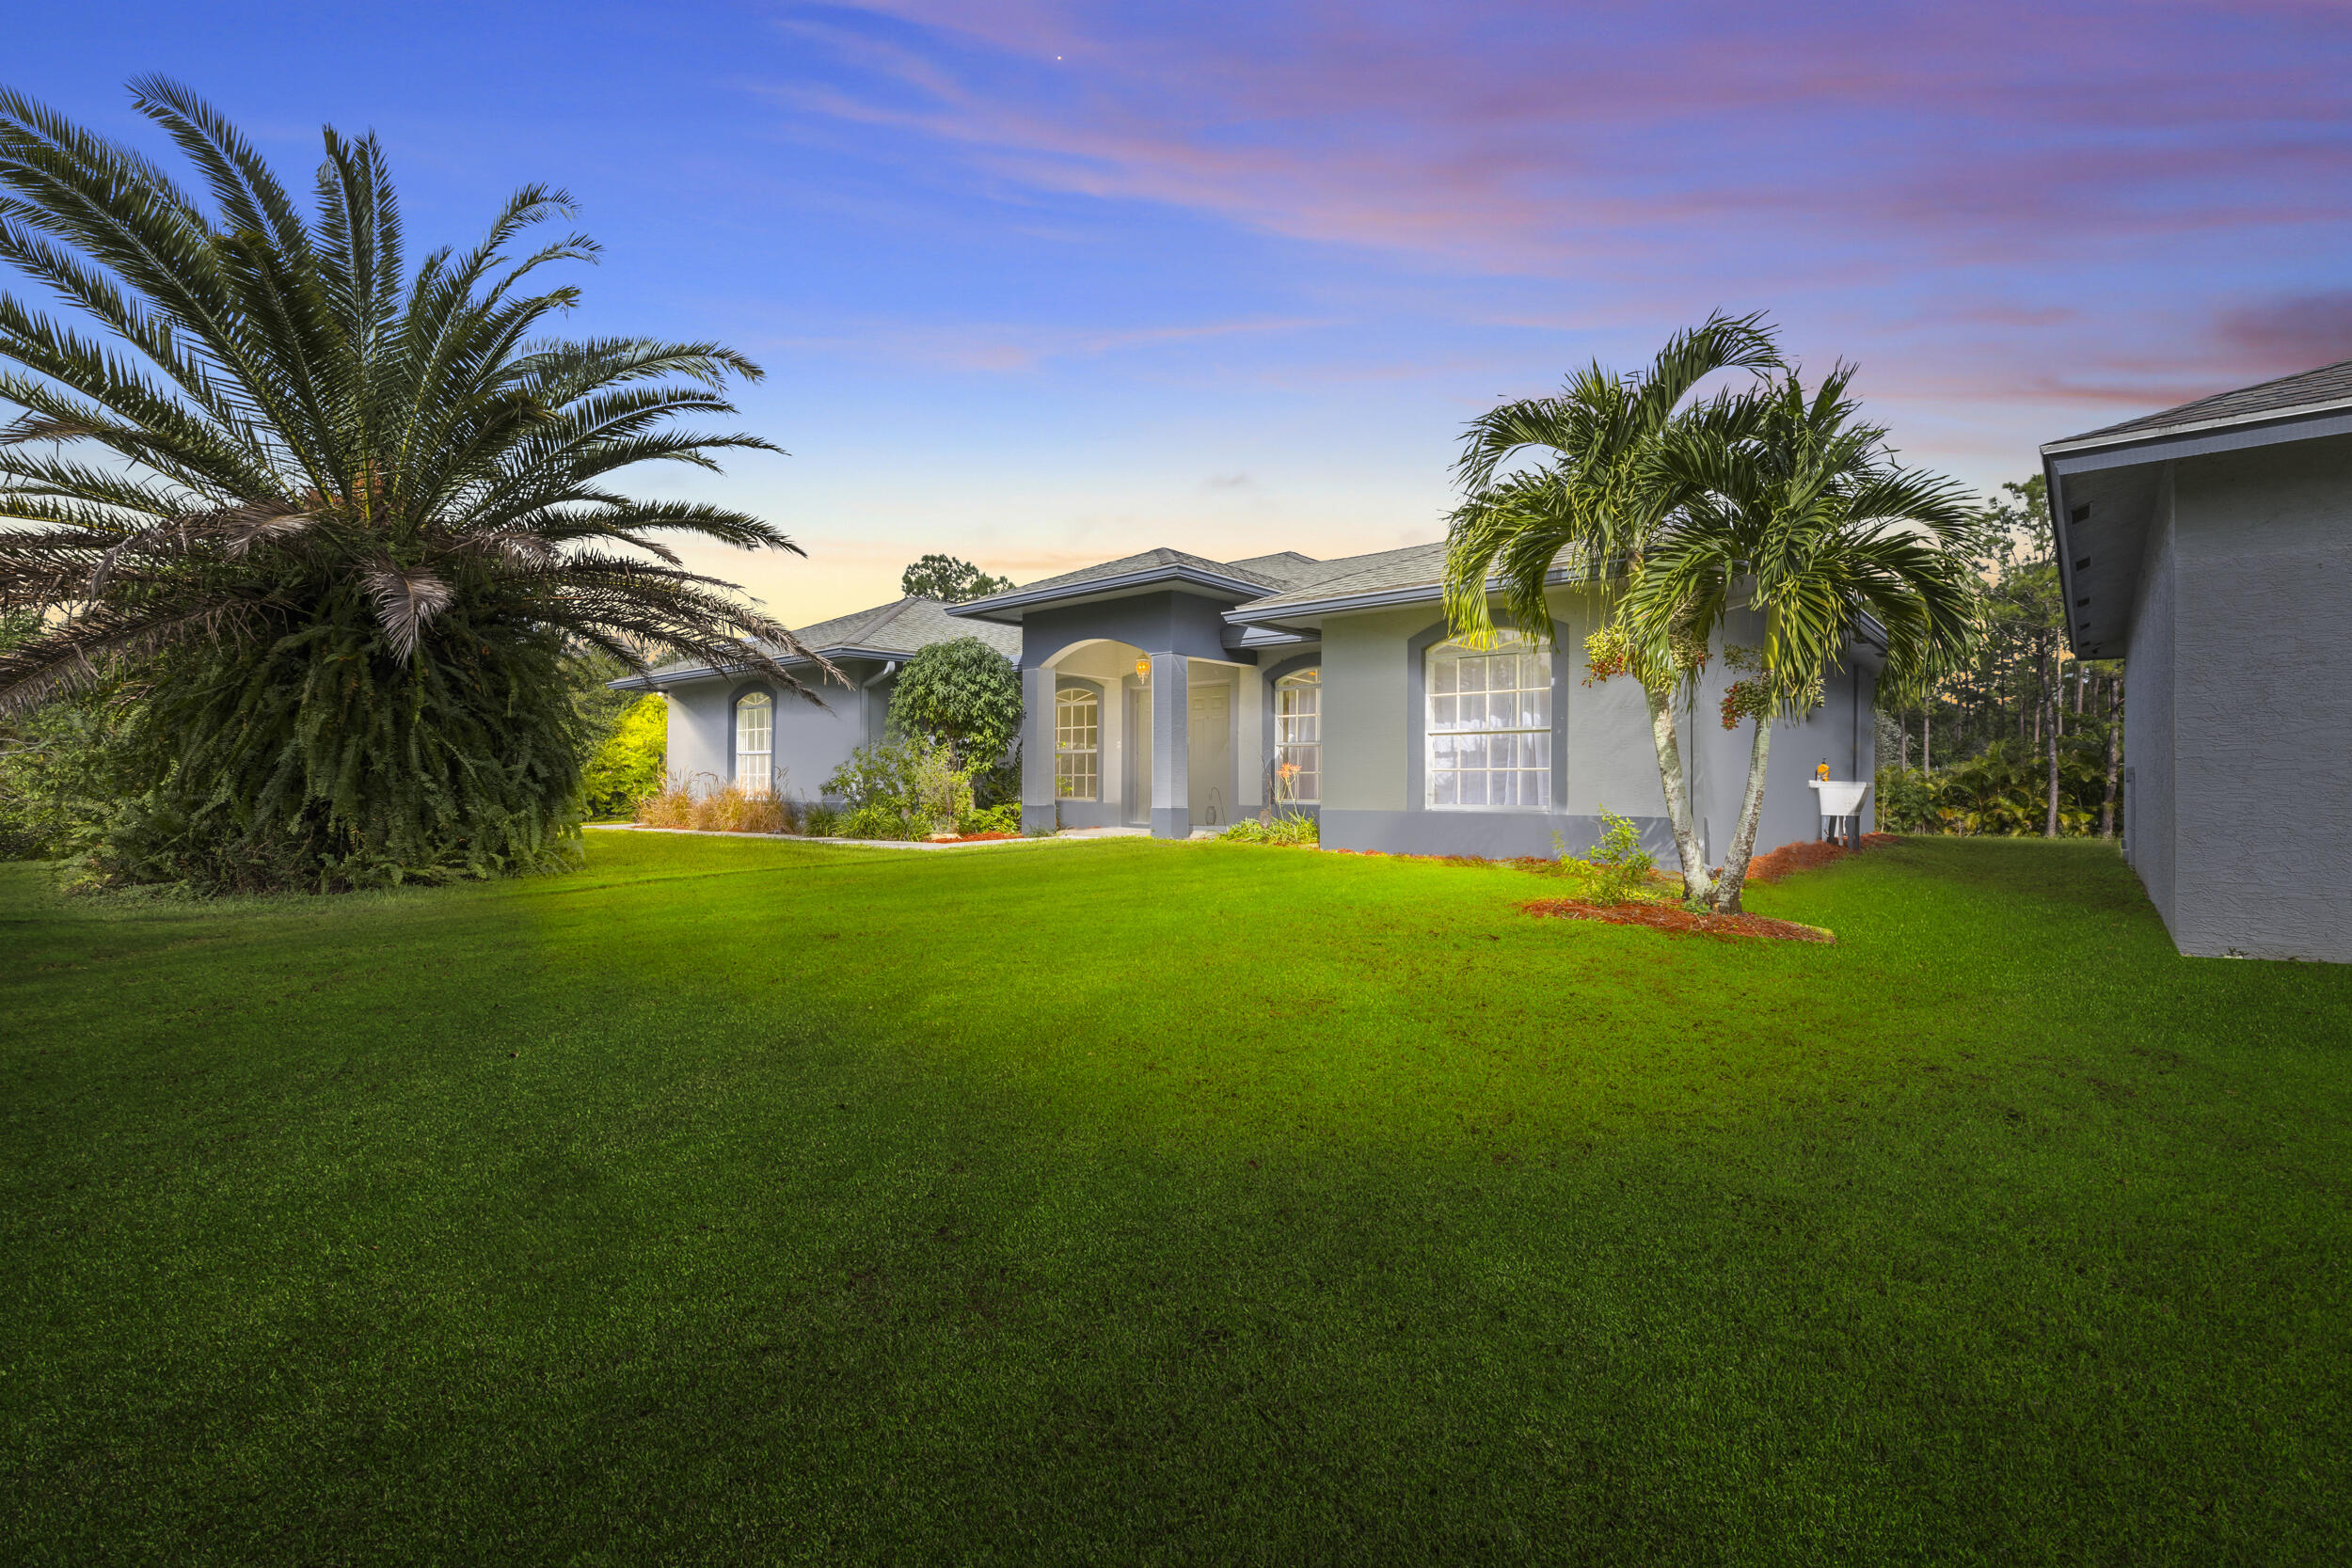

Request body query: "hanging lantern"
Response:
[1135, 655, 1152, 684]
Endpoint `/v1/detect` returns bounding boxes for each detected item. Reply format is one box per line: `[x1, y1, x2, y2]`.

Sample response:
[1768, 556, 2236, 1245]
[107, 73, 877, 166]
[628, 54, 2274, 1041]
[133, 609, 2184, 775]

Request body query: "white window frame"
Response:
[1055, 687, 1099, 800]
[1425, 637, 1549, 811]
[1274, 669, 1321, 805]
[734, 689, 773, 795]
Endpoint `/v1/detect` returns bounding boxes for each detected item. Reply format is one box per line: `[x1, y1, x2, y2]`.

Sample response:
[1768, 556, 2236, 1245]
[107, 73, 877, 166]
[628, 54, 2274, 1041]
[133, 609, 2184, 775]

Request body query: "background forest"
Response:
[1875, 476, 2125, 838]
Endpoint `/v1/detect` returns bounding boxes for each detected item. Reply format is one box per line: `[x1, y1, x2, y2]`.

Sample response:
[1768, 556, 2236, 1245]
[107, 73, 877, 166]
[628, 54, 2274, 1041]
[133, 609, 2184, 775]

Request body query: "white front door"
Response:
[1188, 683, 1232, 827]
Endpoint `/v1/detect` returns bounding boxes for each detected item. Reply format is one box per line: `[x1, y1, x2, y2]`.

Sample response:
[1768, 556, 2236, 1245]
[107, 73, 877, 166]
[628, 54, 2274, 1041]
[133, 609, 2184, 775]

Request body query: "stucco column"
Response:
[1149, 652, 1190, 839]
[1022, 664, 1056, 833]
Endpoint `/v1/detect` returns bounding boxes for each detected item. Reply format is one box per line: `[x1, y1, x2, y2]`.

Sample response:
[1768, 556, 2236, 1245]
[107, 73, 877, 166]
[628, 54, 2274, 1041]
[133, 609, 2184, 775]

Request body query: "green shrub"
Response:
[582, 695, 667, 818]
[887, 638, 1022, 770]
[1220, 814, 1319, 847]
[801, 802, 842, 838]
[1875, 739, 2112, 837]
[1559, 807, 1654, 906]
[826, 736, 973, 835]
[958, 803, 1022, 836]
[839, 803, 919, 841]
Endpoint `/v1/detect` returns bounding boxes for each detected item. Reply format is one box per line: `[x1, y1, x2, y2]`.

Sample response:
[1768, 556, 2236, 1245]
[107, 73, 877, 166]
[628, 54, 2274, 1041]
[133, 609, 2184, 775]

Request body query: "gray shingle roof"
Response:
[1228, 542, 1453, 614]
[631, 594, 1016, 685]
[782, 595, 1020, 658]
[965, 546, 1292, 605]
[2055, 357, 2352, 447]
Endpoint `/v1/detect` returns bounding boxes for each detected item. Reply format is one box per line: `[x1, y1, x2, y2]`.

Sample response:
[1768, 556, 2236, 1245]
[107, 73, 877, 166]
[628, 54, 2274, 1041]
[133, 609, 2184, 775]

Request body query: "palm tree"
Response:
[1442, 312, 1779, 901]
[0, 81, 818, 886]
[1629, 366, 1982, 912]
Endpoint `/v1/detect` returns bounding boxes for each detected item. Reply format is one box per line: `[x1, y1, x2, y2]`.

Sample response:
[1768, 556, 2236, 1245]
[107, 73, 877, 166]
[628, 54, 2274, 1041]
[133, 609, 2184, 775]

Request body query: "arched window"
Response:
[1426, 637, 1549, 808]
[1274, 669, 1321, 804]
[1055, 687, 1099, 800]
[734, 689, 773, 794]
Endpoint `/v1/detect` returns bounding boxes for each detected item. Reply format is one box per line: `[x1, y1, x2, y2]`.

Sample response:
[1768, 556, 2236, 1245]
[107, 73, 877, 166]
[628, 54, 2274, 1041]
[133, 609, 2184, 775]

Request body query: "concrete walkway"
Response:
[585, 823, 1146, 851]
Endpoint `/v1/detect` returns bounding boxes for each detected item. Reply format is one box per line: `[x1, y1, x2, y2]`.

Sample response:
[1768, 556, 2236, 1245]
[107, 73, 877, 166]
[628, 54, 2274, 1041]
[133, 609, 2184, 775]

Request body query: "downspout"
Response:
[861, 660, 899, 745]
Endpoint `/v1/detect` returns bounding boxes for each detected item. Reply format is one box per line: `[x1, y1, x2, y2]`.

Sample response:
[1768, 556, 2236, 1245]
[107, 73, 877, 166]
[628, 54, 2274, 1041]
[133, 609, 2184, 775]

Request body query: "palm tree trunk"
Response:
[1921, 696, 1931, 773]
[1645, 679, 1712, 901]
[2101, 671, 2122, 839]
[1709, 712, 1773, 914]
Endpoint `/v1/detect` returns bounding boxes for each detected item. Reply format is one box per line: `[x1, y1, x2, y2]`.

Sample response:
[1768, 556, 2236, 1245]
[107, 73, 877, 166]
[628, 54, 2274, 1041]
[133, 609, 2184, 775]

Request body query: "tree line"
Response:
[1879, 476, 2124, 840]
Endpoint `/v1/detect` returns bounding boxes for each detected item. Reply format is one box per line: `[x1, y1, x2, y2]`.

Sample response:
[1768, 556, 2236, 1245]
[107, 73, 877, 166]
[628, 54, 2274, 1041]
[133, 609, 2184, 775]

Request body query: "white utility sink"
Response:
[1808, 779, 1869, 816]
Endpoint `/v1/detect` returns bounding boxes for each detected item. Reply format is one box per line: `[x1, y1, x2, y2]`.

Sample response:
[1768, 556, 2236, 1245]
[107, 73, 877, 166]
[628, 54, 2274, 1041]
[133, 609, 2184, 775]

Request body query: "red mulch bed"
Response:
[1741, 832, 1902, 883]
[1519, 898, 1835, 943]
[932, 831, 1019, 844]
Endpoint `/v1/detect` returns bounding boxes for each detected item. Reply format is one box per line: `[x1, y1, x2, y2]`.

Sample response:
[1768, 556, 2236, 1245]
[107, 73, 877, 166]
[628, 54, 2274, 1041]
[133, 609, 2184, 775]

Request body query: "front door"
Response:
[1127, 688, 1152, 826]
[1188, 683, 1232, 828]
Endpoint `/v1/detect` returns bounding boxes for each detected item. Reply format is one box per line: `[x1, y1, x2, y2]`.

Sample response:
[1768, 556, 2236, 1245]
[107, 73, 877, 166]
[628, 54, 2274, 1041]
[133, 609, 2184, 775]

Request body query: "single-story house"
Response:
[622, 540, 1882, 860]
[2042, 358, 2352, 961]
[940, 542, 1880, 859]
[611, 596, 1019, 799]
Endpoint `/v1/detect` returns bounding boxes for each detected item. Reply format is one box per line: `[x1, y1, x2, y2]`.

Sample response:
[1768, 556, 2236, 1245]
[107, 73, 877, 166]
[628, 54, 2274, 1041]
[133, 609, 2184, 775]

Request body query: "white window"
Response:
[1055, 687, 1099, 800]
[1274, 669, 1321, 804]
[1426, 638, 1549, 809]
[734, 690, 773, 794]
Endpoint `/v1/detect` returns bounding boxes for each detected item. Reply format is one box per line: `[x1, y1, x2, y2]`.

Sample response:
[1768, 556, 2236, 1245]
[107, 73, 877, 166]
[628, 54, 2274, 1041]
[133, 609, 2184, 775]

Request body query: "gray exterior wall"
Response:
[1315, 587, 1879, 861]
[662, 661, 883, 801]
[2122, 470, 2178, 930]
[2139, 438, 2352, 959]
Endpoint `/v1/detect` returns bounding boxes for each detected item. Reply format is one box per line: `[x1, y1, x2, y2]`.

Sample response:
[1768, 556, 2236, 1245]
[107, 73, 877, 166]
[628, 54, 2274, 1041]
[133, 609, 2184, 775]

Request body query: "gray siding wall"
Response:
[1318, 587, 1881, 861]
[663, 665, 878, 800]
[2165, 438, 2352, 959]
[2122, 471, 2179, 934]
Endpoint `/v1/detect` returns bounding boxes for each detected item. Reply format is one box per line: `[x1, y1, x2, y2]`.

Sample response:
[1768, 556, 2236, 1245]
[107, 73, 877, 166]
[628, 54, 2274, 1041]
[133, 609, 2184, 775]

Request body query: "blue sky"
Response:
[14, 2, 2352, 620]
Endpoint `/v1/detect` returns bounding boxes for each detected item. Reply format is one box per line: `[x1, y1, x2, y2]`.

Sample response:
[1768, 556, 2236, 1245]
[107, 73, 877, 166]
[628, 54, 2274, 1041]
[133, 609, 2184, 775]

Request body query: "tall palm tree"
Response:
[0, 81, 818, 886]
[1630, 366, 1983, 912]
[1442, 312, 1778, 901]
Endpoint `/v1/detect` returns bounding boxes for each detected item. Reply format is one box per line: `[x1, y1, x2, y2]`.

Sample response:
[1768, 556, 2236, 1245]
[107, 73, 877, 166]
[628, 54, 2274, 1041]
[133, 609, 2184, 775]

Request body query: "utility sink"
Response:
[1808, 779, 1869, 816]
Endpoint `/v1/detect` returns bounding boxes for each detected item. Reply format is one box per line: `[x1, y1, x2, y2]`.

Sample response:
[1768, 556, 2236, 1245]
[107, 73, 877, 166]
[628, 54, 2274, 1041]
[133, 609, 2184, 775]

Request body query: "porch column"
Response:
[1149, 652, 1190, 839]
[1021, 664, 1056, 833]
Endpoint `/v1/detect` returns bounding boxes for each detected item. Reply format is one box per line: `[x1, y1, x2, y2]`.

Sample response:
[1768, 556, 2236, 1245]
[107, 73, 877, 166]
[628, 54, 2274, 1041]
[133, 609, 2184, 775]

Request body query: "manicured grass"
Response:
[4, 833, 2348, 1564]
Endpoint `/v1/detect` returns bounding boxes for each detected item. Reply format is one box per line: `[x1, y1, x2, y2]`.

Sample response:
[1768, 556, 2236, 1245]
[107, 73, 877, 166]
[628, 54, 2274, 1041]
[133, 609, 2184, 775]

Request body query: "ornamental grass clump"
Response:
[634, 775, 789, 834]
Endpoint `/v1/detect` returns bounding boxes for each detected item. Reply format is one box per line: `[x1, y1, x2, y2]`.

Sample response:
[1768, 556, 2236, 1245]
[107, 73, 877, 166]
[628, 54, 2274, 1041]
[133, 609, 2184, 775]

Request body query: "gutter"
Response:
[604, 642, 915, 693]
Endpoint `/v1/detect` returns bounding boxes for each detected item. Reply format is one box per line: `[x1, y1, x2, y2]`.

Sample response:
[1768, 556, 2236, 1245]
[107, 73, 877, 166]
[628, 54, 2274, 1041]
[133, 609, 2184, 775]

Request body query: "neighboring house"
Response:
[942, 543, 1881, 860]
[2042, 359, 2352, 962]
[611, 597, 1020, 800]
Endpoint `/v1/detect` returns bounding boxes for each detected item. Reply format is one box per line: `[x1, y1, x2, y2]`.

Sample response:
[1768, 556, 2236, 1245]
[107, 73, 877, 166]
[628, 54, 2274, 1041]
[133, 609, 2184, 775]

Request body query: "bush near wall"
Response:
[584, 695, 667, 818]
[1877, 738, 2116, 836]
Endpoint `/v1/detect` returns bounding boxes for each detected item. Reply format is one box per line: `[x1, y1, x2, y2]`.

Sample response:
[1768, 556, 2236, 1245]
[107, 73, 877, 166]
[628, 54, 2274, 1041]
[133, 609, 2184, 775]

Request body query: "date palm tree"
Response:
[0, 81, 818, 886]
[1442, 311, 1779, 901]
[1630, 365, 1983, 911]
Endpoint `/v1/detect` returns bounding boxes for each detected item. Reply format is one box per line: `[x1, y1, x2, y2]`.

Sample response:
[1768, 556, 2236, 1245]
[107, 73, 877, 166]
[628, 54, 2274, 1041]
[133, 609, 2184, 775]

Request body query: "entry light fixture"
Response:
[1135, 655, 1151, 684]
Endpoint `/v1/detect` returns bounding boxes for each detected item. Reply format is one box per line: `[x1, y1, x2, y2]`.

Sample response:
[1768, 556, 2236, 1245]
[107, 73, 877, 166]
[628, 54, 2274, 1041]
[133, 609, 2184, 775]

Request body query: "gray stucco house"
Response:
[630, 539, 1883, 862]
[2043, 359, 2352, 962]
[612, 596, 1019, 799]
[944, 543, 1879, 858]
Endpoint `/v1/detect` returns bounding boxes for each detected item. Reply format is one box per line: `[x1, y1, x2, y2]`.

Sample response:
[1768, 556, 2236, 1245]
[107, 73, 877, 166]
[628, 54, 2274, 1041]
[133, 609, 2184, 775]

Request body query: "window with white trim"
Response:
[1274, 669, 1321, 804]
[1055, 687, 1099, 800]
[1426, 637, 1549, 809]
[734, 689, 773, 793]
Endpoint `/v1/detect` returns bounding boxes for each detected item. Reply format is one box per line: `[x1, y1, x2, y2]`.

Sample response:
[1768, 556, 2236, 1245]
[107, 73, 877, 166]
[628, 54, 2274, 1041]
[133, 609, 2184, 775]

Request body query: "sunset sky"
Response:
[15, 2, 2352, 621]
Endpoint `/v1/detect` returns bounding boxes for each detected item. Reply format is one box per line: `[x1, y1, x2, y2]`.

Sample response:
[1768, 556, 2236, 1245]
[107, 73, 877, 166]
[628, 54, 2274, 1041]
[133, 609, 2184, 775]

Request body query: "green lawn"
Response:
[4, 832, 2347, 1565]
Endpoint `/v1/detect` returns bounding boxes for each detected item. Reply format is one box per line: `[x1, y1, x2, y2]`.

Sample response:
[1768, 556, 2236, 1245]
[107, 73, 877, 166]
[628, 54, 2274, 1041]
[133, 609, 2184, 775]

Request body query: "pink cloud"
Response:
[771, 0, 2352, 273]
